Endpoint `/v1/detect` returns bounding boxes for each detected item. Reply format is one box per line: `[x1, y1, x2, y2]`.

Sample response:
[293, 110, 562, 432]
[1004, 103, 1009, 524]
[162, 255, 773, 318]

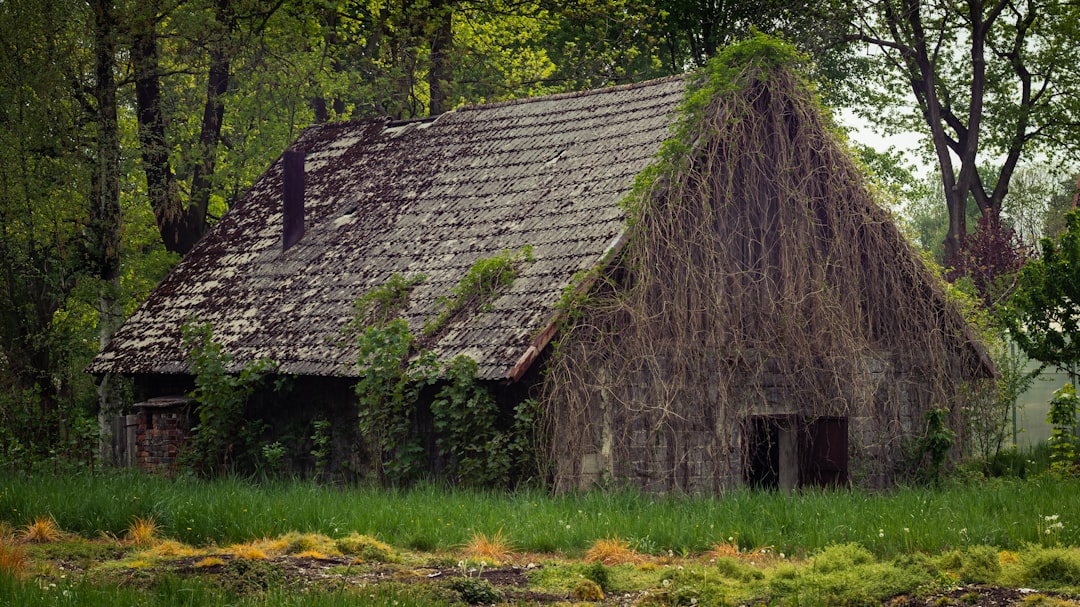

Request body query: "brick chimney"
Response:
[282, 150, 305, 251]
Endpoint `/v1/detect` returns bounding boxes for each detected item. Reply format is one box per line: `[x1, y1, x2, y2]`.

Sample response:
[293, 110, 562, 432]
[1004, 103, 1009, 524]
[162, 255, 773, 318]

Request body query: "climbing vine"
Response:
[1048, 384, 1079, 476]
[541, 34, 988, 491]
[431, 356, 508, 488]
[424, 246, 534, 336]
[182, 321, 277, 476]
[354, 319, 437, 485]
[351, 268, 537, 488]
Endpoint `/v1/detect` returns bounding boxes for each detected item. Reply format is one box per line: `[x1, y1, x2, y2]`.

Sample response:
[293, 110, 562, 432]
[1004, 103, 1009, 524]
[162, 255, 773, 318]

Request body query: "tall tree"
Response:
[847, 0, 1080, 263]
[131, 0, 188, 254]
[88, 0, 126, 452]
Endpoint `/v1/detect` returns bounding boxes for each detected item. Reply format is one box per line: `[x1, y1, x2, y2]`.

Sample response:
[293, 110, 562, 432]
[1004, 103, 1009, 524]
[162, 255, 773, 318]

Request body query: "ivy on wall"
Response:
[352, 258, 538, 488]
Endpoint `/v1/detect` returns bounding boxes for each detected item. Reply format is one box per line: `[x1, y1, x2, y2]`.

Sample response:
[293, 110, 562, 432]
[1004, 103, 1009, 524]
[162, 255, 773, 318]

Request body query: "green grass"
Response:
[0, 572, 456, 606]
[1, 470, 1078, 557]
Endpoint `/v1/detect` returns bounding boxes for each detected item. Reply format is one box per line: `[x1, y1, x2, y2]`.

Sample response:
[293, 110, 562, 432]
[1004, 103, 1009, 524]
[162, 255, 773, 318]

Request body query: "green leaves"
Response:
[182, 321, 277, 476]
[1047, 384, 1079, 475]
[1003, 210, 1080, 378]
[354, 319, 437, 485]
[424, 246, 534, 337]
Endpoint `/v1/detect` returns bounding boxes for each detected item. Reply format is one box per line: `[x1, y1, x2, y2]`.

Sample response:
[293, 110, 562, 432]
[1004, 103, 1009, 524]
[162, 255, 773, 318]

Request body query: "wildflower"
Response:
[878, 529, 884, 538]
[904, 528, 910, 533]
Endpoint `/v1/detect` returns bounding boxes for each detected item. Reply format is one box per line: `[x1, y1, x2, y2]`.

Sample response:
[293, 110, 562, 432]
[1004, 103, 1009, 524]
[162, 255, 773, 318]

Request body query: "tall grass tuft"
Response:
[584, 536, 644, 565]
[125, 515, 158, 546]
[20, 516, 61, 543]
[464, 528, 514, 563]
[0, 543, 26, 576]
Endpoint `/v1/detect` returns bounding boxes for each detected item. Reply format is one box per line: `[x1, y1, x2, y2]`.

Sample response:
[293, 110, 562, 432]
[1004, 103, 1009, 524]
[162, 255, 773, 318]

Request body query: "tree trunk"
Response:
[428, 2, 454, 115]
[132, 6, 190, 255]
[183, 0, 234, 253]
[90, 0, 124, 464]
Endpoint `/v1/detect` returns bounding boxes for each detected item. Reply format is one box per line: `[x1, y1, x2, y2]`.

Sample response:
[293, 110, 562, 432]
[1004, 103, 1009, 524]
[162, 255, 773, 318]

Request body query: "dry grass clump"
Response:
[280, 531, 338, 556]
[335, 533, 400, 563]
[143, 539, 204, 558]
[584, 536, 644, 566]
[708, 540, 741, 559]
[194, 556, 226, 568]
[226, 536, 289, 560]
[20, 516, 62, 543]
[125, 516, 159, 546]
[465, 528, 515, 564]
[0, 542, 28, 576]
[233, 545, 269, 560]
[294, 549, 328, 559]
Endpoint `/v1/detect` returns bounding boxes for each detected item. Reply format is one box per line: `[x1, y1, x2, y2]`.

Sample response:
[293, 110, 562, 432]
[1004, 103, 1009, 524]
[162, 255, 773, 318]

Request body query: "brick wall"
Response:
[133, 398, 193, 473]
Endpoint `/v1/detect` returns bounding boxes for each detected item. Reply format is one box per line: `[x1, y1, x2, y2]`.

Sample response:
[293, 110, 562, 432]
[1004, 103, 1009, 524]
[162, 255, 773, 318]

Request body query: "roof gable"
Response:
[89, 77, 687, 380]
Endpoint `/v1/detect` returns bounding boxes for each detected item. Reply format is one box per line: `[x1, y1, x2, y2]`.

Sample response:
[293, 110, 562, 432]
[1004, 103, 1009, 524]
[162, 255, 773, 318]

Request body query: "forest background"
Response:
[1, 0, 1078, 469]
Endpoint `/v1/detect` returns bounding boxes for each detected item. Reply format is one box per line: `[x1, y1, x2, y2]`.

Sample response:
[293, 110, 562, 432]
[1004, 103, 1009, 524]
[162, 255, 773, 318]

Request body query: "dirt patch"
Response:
[894, 585, 1069, 607]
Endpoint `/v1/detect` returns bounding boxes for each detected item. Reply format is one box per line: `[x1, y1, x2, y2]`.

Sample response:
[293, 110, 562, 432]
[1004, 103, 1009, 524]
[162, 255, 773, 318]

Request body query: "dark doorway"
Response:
[745, 416, 782, 489]
[799, 417, 848, 487]
[744, 415, 848, 490]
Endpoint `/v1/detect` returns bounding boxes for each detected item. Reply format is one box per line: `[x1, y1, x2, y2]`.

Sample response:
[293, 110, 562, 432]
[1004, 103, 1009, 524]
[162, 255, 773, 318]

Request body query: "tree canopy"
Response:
[846, 0, 1080, 263]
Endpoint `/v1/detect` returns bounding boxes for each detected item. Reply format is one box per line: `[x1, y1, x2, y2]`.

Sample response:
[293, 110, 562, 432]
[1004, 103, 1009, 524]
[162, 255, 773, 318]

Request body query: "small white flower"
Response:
[878, 529, 884, 538]
[903, 527, 910, 533]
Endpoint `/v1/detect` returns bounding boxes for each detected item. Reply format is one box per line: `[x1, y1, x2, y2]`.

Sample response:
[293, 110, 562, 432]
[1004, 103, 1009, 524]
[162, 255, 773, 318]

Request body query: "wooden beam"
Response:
[507, 231, 629, 382]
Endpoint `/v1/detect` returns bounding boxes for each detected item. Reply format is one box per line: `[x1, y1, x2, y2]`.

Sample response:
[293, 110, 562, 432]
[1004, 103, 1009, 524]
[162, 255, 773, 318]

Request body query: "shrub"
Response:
[182, 321, 276, 476]
[571, 578, 605, 601]
[1048, 384, 1079, 475]
[445, 577, 503, 605]
[1020, 548, 1080, 586]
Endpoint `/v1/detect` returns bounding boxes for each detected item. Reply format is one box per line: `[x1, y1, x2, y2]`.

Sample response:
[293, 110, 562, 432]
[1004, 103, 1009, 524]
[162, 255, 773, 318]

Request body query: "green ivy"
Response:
[352, 271, 539, 488]
[431, 356, 507, 487]
[181, 321, 277, 476]
[424, 246, 534, 336]
[350, 273, 426, 330]
[1048, 384, 1079, 476]
[310, 418, 332, 478]
[354, 319, 438, 485]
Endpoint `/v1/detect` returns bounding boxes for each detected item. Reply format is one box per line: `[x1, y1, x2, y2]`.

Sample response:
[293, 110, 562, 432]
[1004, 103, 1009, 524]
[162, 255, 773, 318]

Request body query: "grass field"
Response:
[2, 468, 1080, 605]
[1, 468, 1077, 556]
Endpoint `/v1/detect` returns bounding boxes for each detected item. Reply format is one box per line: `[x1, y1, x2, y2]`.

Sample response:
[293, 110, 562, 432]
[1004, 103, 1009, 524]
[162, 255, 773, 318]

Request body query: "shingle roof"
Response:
[88, 76, 687, 380]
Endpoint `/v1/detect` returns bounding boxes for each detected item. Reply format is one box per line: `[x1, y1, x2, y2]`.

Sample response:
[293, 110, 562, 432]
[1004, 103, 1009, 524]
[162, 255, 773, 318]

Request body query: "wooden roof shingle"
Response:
[88, 77, 687, 381]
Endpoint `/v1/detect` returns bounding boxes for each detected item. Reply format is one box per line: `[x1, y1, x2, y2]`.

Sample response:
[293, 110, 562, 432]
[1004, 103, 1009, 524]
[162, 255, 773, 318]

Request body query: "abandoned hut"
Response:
[88, 41, 992, 491]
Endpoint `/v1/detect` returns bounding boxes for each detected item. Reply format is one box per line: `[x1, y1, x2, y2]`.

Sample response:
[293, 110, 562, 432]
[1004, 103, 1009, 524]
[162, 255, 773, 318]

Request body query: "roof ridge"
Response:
[453, 74, 686, 113]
